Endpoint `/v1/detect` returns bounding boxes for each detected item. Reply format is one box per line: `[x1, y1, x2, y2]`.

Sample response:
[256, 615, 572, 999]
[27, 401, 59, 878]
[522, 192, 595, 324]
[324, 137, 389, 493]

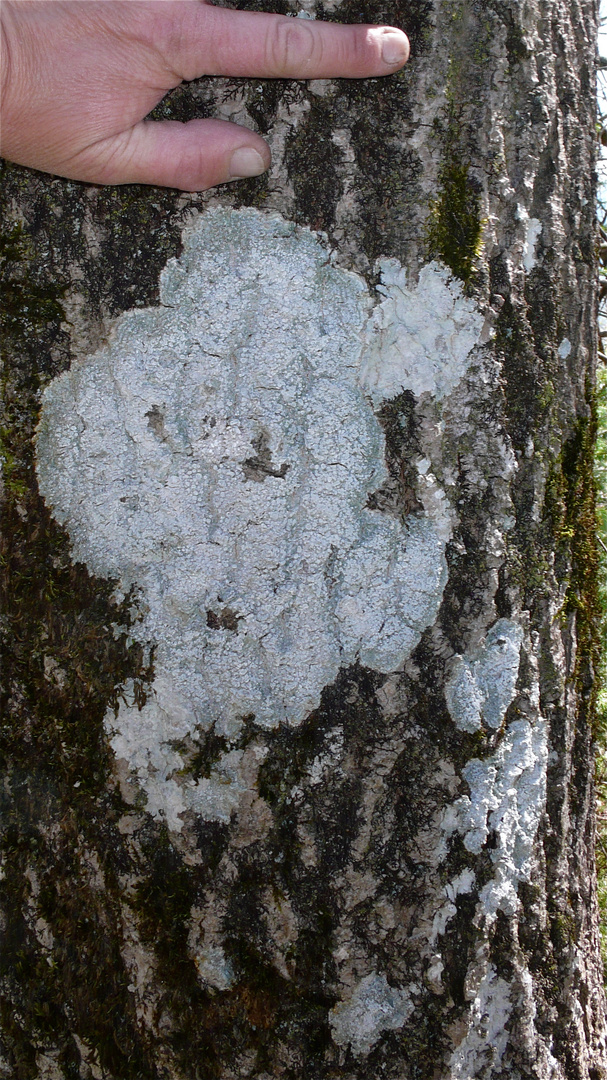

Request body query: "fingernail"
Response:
[229, 147, 267, 180]
[381, 30, 409, 67]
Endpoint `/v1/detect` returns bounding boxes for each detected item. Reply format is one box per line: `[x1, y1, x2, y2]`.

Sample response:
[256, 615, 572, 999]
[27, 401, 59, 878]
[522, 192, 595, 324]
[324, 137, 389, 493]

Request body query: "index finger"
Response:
[162, 6, 410, 81]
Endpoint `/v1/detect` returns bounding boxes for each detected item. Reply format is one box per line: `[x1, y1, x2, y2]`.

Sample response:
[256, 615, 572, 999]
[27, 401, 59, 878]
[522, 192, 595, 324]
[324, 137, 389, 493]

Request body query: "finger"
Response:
[162, 8, 409, 81]
[68, 119, 271, 191]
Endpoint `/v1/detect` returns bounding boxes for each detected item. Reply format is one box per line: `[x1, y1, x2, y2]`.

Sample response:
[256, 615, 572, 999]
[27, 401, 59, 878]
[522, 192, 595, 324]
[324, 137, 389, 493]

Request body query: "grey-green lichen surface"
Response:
[35, 208, 481, 830]
[1, 0, 607, 1078]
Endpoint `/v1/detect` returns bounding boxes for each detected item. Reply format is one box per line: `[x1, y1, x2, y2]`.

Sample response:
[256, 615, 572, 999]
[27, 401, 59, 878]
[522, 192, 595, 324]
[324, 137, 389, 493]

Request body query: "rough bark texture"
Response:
[1, 0, 607, 1077]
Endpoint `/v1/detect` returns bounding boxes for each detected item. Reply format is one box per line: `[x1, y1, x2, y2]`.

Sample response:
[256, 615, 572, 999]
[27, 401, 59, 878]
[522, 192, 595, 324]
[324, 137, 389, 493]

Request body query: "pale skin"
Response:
[0, 0, 409, 191]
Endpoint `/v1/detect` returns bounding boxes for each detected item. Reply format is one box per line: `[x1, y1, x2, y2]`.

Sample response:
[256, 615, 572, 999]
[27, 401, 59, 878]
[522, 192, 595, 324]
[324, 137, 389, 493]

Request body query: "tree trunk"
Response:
[1, 0, 606, 1076]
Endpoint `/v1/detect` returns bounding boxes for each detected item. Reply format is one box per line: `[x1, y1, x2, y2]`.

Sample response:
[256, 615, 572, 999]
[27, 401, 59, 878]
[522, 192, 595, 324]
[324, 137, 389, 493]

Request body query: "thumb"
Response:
[68, 118, 271, 190]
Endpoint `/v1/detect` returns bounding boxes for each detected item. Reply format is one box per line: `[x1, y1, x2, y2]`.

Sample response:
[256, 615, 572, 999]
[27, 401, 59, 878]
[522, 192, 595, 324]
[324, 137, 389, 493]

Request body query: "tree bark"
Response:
[1, 0, 606, 1077]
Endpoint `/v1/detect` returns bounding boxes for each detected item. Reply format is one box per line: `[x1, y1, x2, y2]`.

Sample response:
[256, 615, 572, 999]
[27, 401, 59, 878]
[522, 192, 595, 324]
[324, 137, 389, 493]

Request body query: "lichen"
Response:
[329, 972, 413, 1056]
[1, 0, 604, 1063]
[35, 207, 489, 830]
[360, 257, 484, 403]
[445, 619, 523, 733]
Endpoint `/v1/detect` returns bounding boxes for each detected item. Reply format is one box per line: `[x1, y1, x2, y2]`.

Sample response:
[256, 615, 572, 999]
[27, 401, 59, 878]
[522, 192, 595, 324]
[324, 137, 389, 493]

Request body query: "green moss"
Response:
[545, 413, 602, 719]
[421, 0, 501, 283]
[0, 224, 66, 342]
[425, 158, 483, 283]
[540, 390, 606, 978]
[593, 365, 607, 982]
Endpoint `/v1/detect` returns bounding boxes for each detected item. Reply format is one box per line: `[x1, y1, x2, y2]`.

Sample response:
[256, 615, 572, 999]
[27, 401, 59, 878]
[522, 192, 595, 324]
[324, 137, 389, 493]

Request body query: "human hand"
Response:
[0, 0, 409, 191]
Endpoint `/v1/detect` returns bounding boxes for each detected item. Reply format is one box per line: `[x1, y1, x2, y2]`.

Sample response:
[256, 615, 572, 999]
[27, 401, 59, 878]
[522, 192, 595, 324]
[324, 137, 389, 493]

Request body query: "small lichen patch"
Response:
[35, 208, 486, 827]
[448, 965, 511, 1077]
[445, 618, 523, 733]
[442, 716, 549, 917]
[329, 972, 413, 1057]
[191, 943, 234, 991]
[521, 213, 542, 273]
[359, 259, 484, 405]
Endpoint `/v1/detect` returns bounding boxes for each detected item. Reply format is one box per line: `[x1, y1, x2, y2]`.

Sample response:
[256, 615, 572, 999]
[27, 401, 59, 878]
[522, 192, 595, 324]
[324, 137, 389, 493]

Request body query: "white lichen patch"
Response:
[359, 259, 484, 404]
[445, 867, 476, 902]
[449, 964, 511, 1078]
[445, 619, 523, 733]
[329, 972, 413, 1056]
[442, 716, 549, 917]
[36, 208, 485, 827]
[187, 904, 236, 990]
[522, 215, 542, 273]
[429, 868, 477, 951]
[191, 943, 235, 992]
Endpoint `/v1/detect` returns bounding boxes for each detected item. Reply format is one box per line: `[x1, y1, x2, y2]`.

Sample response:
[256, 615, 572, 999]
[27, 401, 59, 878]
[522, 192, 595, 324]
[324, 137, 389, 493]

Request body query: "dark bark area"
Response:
[1, 0, 606, 1077]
